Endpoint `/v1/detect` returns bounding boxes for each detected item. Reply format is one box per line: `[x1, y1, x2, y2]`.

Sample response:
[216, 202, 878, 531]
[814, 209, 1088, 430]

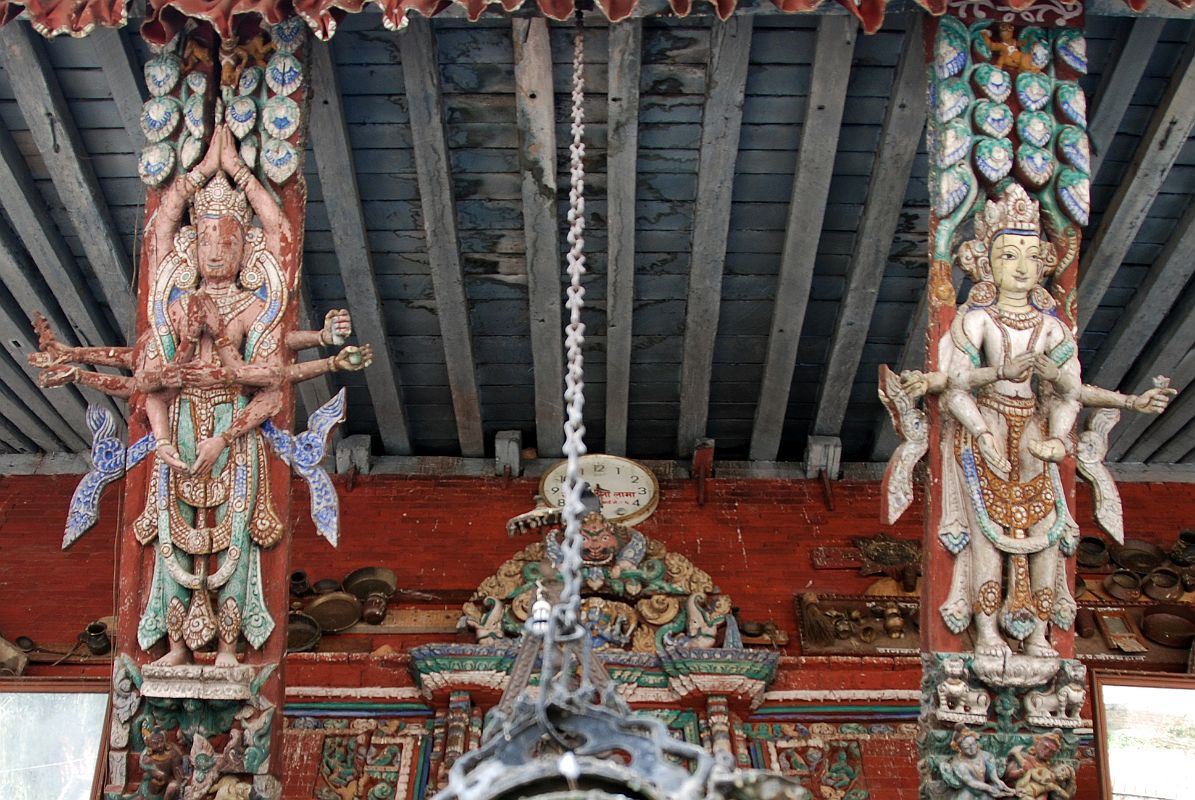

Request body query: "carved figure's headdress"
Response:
[191, 172, 252, 226]
[956, 184, 1059, 300]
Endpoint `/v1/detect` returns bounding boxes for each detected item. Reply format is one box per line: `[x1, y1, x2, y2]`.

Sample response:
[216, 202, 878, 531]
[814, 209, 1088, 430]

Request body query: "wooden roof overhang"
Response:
[0, 3, 1192, 475]
[0, 0, 1189, 41]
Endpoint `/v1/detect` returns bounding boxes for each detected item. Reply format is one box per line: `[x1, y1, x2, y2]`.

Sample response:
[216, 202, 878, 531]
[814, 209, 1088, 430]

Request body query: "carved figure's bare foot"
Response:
[214, 643, 239, 668]
[1023, 639, 1058, 659]
[974, 634, 1012, 659]
[152, 644, 193, 667]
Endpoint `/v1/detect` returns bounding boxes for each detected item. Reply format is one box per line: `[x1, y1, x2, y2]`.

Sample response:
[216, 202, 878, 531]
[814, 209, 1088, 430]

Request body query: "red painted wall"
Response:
[1, 472, 1189, 796]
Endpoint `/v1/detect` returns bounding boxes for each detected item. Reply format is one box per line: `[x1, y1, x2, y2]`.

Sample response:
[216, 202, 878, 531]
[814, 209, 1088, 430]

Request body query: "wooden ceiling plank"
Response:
[293, 280, 336, 429]
[1106, 283, 1195, 461]
[811, 16, 927, 440]
[309, 39, 412, 455]
[675, 15, 753, 459]
[0, 22, 134, 338]
[869, 292, 928, 461]
[0, 347, 76, 452]
[88, 27, 146, 151]
[1087, 17, 1166, 179]
[1122, 354, 1195, 462]
[1077, 36, 1195, 336]
[1086, 196, 1195, 391]
[748, 14, 855, 462]
[0, 411, 35, 453]
[0, 219, 94, 449]
[513, 17, 565, 457]
[0, 100, 120, 352]
[1146, 408, 1195, 463]
[604, 20, 642, 458]
[400, 17, 485, 458]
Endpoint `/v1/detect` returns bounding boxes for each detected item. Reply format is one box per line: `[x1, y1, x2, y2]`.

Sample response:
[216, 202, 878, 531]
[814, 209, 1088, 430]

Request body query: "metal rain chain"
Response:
[435, 17, 810, 800]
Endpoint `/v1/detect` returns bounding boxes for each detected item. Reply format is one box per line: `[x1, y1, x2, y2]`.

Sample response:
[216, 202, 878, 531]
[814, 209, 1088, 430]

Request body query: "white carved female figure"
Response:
[30, 125, 371, 667]
[902, 185, 1173, 658]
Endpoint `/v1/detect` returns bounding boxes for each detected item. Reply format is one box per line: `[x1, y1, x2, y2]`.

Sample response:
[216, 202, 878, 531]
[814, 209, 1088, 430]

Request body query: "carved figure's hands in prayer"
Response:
[1129, 384, 1177, 415]
[976, 431, 1011, 478]
[320, 309, 352, 346]
[1032, 354, 1060, 383]
[218, 125, 243, 176]
[1028, 437, 1067, 464]
[900, 369, 946, 400]
[332, 344, 373, 372]
[196, 125, 223, 180]
[998, 351, 1035, 383]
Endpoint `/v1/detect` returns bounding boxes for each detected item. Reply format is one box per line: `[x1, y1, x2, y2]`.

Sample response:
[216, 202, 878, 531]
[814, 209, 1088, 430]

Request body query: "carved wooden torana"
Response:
[876, 11, 1176, 799]
[31, 20, 371, 800]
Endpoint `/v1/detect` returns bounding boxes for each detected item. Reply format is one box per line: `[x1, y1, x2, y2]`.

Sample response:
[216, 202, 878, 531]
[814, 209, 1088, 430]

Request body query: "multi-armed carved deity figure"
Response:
[887, 184, 1174, 660]
[30, 125, 371, 668]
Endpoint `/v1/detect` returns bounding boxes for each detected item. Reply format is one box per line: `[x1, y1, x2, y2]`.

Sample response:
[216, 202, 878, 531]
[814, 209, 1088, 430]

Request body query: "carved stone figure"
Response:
[140, 726, 189, 800]
[31, 126, 372, 668]
[1004, 732, 1075, 800]
[935, 655, 990, 725]
[939, 726, 1016, 799]
[896, 185, 1174, 660]
[1023, 661, 1085, 729]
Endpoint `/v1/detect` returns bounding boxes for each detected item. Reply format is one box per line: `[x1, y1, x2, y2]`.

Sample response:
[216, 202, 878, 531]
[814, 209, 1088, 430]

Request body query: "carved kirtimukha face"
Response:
[196, 216, 246, 284]
[990, 232, 1043, 295]
[579, 512, 621, 565]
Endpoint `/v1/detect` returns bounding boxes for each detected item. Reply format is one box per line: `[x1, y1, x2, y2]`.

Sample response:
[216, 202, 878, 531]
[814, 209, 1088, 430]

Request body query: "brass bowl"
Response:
[343, 566, 398, 601]
[1142, 611, 1195, 649]
[287, 613, 321, 653]
[1110, 540, 1167, 575]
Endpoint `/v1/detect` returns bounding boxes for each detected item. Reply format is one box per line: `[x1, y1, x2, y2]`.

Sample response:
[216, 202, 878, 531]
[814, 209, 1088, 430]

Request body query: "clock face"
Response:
[538, 455, 660, 527]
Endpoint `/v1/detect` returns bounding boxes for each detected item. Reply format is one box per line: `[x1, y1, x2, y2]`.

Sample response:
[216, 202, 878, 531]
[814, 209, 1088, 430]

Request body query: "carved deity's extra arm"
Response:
[943, 312, 1014, 476]
[1079, 381, 1176, 415]
[284, 309, 353, 352]
[150, 132, 225, 275]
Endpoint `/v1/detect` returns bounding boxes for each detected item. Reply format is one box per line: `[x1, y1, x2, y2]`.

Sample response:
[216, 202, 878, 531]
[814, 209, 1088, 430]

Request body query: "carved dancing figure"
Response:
[30, 125, 372, 667]
[1004, 732, 1074, 800]
[939, 727, 1016, 799]
[898, 186, 1174, 658]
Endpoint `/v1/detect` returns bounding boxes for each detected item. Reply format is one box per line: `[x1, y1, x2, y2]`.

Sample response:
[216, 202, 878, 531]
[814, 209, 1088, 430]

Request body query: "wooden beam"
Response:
[0, 411, 35, 453]
[1077, 37, 1195, 336]
[675, 15, 753, 458]
[88, 27, 146, 151]
[1086, 196, 1195, 391]
[1087, 17, 1165, 179]
[1121, 355, 1195, 462]
[748, 14, 855, 461]
[811, 17, 927, 440]
[309, 39, 412, 455]
[0, 218, 93, 449]
[0, 22, 134, 337]
[513, 17, 565, 458]
[293, 281, 336, 426]
[400, 17, 485, 458]
[604, 20, 642, 458]
[1106, 278, 1195, 461]
[869, 293, 928, 461]
[0, 347, 76, 452]
[1146, 404, 1195, 463]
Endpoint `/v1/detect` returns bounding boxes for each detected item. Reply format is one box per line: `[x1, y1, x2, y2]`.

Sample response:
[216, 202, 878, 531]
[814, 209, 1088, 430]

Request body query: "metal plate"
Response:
[343, 566, 397, 601]
[305, 592, 362, 633]
[287, 613, 321, 653]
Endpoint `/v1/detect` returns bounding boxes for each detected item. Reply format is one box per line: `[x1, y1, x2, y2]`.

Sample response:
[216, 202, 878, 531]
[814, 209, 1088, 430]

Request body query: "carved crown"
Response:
[957, 184, 1059, 285]
[191, 172, 252, 226]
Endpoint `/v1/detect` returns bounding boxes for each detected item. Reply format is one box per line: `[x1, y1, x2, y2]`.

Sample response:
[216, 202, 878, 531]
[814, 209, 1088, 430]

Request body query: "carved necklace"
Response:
[205, 284, 255, 320]
[990, 306, 1041, 330]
